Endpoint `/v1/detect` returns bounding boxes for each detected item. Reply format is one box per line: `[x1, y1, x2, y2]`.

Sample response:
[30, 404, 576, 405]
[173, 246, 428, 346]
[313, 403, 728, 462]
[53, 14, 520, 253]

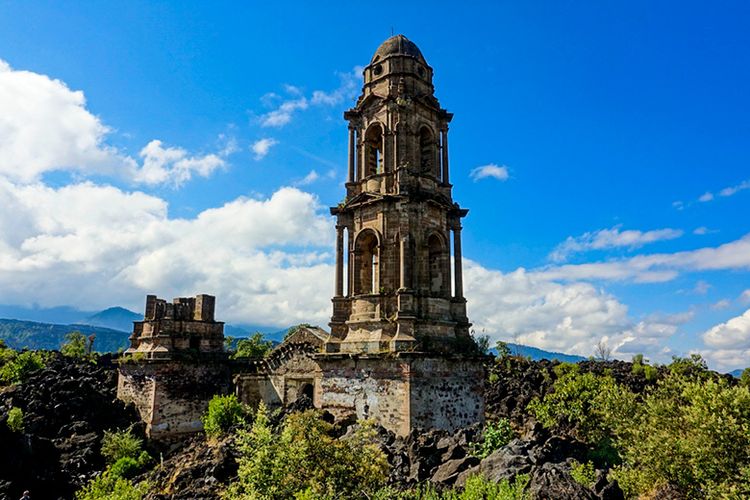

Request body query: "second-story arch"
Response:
[363, 123, 385, 177]
[427, 232, 450, 296]
[352, 228, 381, 295]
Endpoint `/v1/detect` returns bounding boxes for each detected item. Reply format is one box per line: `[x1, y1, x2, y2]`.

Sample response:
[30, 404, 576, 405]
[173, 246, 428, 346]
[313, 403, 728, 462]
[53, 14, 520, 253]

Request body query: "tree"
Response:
[233, 333, 273, 359]
[593, 338, 611, 361]
[61, 331, 87, 358]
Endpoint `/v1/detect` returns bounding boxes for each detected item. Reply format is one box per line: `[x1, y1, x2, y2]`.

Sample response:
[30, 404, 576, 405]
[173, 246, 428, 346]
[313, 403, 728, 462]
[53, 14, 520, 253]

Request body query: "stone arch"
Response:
[419, 125, 439, 179]
[363, 123, 384, 177]
[353, 228, 380, 294]
[427, 232, 449, 296]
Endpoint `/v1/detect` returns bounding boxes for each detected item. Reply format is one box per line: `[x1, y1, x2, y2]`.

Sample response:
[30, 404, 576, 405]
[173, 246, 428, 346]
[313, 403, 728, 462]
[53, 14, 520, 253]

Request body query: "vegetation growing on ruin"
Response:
[202, 394, 249, 438]
[224, 403, 388, 500]
[6, 406, 24, 432]
[0, 345, 46, 385]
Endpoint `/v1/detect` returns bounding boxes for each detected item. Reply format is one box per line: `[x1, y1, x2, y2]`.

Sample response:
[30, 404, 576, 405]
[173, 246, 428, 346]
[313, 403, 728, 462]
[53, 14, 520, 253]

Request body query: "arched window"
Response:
[428, 233, 447, 295]
[419, 127, 437, 179]
[354, 230, 379, 294]
[364, 124, 384, 177]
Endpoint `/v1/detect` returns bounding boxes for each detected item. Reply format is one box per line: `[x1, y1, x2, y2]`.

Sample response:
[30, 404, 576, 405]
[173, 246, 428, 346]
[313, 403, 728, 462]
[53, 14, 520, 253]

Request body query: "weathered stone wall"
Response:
[118, 359, 232, 440]
[316, 354, 484, 436]
[409, 358, 485, 432]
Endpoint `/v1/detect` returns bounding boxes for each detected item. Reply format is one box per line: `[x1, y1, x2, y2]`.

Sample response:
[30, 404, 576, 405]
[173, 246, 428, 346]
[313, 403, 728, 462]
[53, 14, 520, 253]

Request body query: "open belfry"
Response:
[118, 35, 484, 441]
[327, 35, 471, 353]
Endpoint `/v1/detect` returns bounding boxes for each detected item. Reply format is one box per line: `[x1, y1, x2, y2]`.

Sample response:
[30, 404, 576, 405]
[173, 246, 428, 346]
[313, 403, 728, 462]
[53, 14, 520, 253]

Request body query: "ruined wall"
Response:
[317, 356, 411, 436]
[408, 358, 485, 432]
[118, 360, 232, 440]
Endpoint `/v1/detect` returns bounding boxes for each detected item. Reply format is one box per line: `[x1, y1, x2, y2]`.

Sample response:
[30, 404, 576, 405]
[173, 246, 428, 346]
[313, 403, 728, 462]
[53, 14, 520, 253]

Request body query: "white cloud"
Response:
[0, 179, 335, 326]
[550, 226, 683, 262]
[295, 170, 319, 186]
[469, 164, 509, 182]
[134, 140, 226, 186]
[693, 280, 711, 295]
[699, 192, 714, 202]
[740, 289, 750, 304]
[259, 68, 362, 128]
[251, 138, 278, 160]
[719, 179, 750, 198]
[541, 233, 750, 283]
[711, 299, 731, 310]
[704, 311, 749, 348]
[464, 261, 682, 360]
[0, 58, 230, 186]
[693, 226, 711, 235]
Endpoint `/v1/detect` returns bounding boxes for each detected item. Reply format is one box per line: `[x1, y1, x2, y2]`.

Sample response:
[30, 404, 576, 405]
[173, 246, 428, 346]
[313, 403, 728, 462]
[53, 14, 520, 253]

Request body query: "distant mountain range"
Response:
[492, 343, 587, 363]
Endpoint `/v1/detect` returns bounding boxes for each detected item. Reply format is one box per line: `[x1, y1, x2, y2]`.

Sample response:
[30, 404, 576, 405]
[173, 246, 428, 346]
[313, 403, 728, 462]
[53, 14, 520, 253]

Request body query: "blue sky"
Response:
[1, 1, 749, 369]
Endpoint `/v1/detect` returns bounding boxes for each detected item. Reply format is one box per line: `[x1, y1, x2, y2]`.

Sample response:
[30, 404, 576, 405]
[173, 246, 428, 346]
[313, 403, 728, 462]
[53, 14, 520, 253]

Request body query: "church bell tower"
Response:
[327, 35, 471, 353]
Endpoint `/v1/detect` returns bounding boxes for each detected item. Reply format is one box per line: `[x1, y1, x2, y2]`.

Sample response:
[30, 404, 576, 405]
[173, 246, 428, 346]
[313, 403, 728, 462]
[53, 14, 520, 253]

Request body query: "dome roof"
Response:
[371, 35, 426, 64]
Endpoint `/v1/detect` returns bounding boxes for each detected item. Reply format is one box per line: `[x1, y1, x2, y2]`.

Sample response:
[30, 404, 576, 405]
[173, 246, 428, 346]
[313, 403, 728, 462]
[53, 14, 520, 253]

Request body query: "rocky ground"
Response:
[0, 352, 142, 500]
[0, 354, 653, 499]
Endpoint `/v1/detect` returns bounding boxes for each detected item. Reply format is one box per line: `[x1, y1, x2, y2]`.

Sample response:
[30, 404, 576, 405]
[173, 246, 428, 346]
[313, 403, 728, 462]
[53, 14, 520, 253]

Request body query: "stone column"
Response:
[441, 128, 449, 184]
[453, 223, 463, 299]
[347, 127, 356, 182]
[335, 225, 344, 297]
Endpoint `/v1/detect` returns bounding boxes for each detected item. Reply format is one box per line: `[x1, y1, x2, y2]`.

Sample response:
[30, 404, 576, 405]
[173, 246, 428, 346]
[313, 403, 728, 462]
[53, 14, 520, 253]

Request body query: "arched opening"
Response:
[419, 127, 437, 178]
[354, 230, 379, 294]
[428, 233, 448, 295]
[364, 124, 384, 177]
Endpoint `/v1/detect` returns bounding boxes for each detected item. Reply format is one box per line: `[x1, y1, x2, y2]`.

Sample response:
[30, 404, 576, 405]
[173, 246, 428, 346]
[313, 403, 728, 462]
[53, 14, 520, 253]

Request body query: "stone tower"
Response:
[327, 35, 471, 354]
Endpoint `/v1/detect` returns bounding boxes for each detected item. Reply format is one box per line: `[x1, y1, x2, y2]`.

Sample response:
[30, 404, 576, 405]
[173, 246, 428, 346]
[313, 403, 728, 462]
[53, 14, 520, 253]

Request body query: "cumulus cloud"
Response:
[251, 138, 278, 160]
[702, 309, 750, 369]
[0, 58, 230, 186]
[0, 179, 335, 326]
[259, 67, 362, 128]
[469, 164, 509, 182]
[550, 225, 683, 262]
[464, 261, 681, 360]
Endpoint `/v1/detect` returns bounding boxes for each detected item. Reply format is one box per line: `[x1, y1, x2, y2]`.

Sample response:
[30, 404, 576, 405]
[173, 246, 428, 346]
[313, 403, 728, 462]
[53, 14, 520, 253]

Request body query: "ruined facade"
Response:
[118, 35, 484, 440]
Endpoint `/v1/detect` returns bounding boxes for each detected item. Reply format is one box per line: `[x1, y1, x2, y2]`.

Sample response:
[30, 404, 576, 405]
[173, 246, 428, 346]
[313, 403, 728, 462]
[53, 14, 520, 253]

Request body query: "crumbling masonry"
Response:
[117, 35, 485, 441]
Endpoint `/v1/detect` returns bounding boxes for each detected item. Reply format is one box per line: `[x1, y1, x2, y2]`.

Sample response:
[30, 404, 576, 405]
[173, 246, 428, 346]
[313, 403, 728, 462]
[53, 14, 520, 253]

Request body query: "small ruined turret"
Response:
[118, 293, 231, 441]
[126, 294, 224, 359]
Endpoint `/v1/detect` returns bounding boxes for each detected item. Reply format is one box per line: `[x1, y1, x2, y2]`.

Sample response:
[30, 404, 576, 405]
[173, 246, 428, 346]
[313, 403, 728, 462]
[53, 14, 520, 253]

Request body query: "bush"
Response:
[7, 406, 24, 432]
[75, 471, 149, 500]
[233, 333, 273, 359]
[570, 460, 596, 488]
[528, 370, 636, 445]
[372, 474, 529, 499]
[495, 340, 511, 359]
[202, 394, 248, 438]
[474, 419, 515, 458]
[740, 367, 750, 388]
[61, 331, 88, 358]
[225, 404, 388, 499]
[615, 374, 750, 497]
[0, 350, 46, 385]
[101, 429, 144, 464]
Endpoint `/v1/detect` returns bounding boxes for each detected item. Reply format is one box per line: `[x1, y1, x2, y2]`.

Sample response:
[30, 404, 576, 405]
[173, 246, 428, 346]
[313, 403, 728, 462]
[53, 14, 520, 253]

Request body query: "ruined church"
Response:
[117, 35, 485, 441]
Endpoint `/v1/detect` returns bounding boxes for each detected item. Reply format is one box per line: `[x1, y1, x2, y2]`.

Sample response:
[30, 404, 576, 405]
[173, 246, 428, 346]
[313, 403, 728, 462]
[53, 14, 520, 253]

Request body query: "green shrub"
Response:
[474, 419, 515, 458]
[0, 350, 46, 385]
[371, 474, 529, 499]
[615, 374, 750, 497]
[643, 364, 658, 382]
[7, 407, 24, 432]
[570, 460, 596, 488]
[75, 471, 149, 500]
[488, 372, 499, 384]
[740, 367, 750, 389]
[109, 457, 140, 480]
[225, 404, 388, 499]
[233, 333, 273, 358]
[61, 331, 88, 358]
[495, 340, 511, 359]
[528, 370, 636, 444]
[202, 394, 247, 438]
[101, 429, 144, 464]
